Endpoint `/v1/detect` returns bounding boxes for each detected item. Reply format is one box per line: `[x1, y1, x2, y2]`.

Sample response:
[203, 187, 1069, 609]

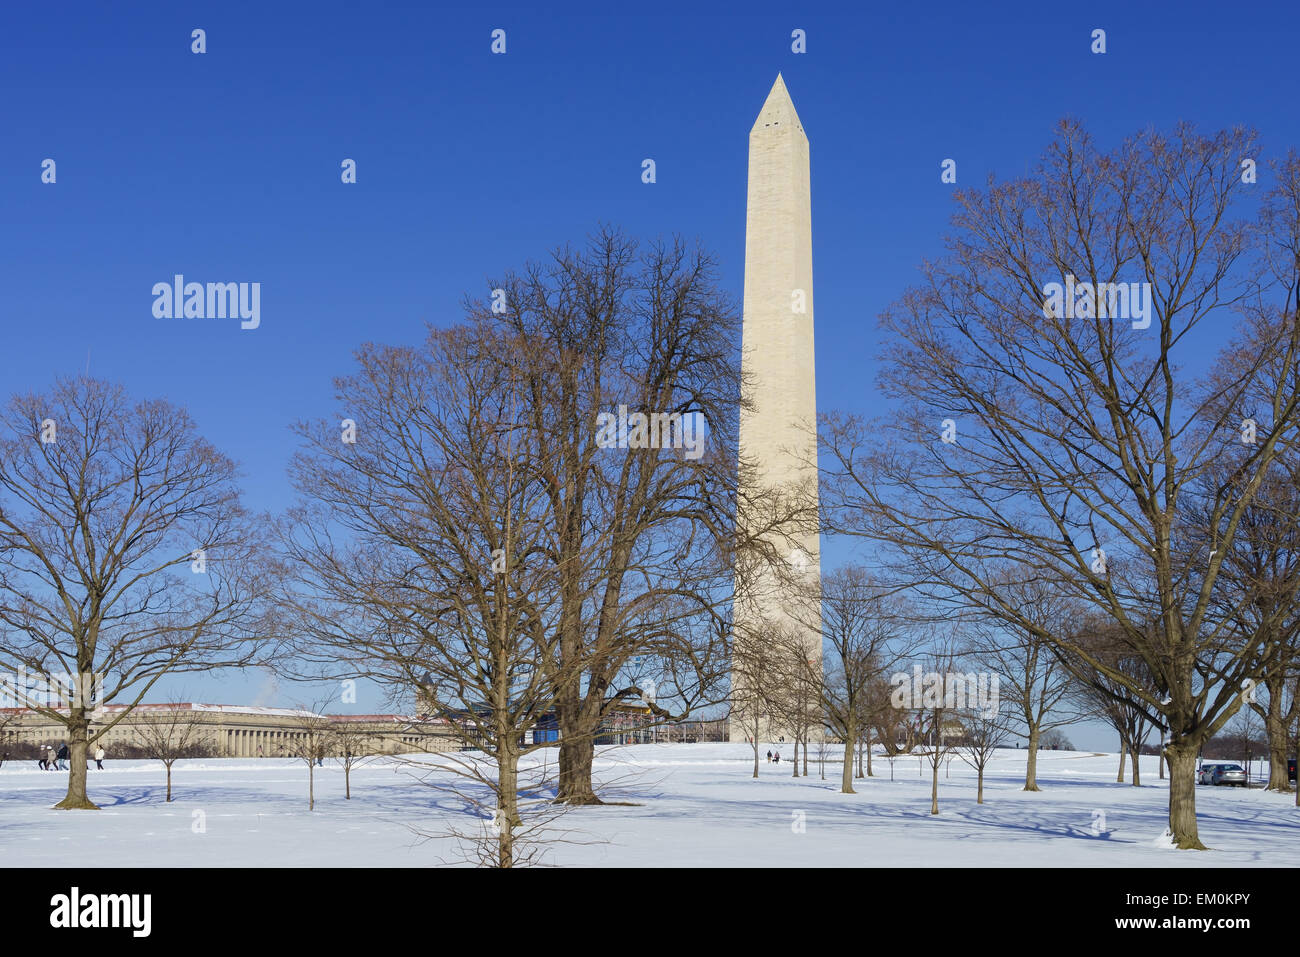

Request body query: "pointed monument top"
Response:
[752, 73, 805, 136]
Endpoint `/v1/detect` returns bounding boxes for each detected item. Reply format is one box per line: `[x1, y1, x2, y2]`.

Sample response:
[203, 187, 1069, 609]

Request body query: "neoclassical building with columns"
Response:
[0, 702, 459, 757]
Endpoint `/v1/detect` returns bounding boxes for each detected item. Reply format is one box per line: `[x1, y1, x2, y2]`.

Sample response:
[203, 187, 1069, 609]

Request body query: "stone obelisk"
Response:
[731, 74, 821, 744]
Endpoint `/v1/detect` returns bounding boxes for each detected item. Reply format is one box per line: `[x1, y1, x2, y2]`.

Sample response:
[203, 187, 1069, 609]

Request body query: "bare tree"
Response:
[956, 708, 1012, 804]
[730, 624, 788, 778]
[1041, 728, 1074, 750]
[133, 702, 210, 802]
[872, 674, 918, 763]
[0, 709, 17, 768]
[821, 128, 1300, 848]
[329, 719, 375, 800]
[963, 574, 1084, 791]
[816, 566, 914, 793]
[859, 674, 902, 778]
[426, 751, 584, 868]
[1294, 712, 1300, 807]
[480, 229, 740, 804]
[1067, 620, 1161, 786]
[760, 624, 823, 778]
[1220, 705, 1266, 784]
[285, 702, 336, 811]
[892, 642, 964, 815]
[1252, 666, 1300, 791]
[0, 377, 274, 809]
[280, 323, 592, 866]
[814, 734, 830, 780]
[1195, 455, 1300, 791]
[921, 653, 962, 816]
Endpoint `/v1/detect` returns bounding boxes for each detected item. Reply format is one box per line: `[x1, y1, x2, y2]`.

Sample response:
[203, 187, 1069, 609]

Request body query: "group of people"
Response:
[766, 749, 782, 763]
[36, 744, 106, 771]
[38, 744, 68, 770]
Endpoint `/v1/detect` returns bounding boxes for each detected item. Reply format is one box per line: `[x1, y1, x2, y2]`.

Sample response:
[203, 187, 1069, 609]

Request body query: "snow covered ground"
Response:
[1, 744, 1295, 866]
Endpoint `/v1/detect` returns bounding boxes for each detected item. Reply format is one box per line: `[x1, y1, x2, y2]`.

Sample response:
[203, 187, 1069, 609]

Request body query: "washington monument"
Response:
[731, 74, 822, 742]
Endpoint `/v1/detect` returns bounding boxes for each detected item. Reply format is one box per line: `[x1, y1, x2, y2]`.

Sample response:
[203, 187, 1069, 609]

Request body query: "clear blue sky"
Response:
[3, 1, 1296, 746]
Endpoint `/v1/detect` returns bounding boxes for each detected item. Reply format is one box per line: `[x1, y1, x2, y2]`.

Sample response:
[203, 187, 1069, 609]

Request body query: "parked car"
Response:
[1190, 764, 1222, 785]
[1208, 764, 1247, 787]
[1197, 760, 1234, 785]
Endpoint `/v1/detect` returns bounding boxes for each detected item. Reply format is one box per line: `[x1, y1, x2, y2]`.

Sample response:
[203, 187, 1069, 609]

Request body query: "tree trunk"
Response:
[497, 748, 519, 868]
[840, 734, 855, 794]
[1117, 741, 1126, 782]
[54, 710, 97, 810]
[166, 764, 173, 802]
[1159, 736, 1165, 780]
[802, 735, 808, 777]
[1130, 746, 1141, 786]
[557, 733, 601, 804]
[930, 758, 939, 814]
[1264, 682, 1290, 791]
[866, 735, 873, 777]
[1023, 727, 1040, 791]
[977, 765, 984, 804]
[1165, 744, 1206, 849]
[345, 765, 351, 800]
[308, 761, 315, 811]
[751, 713, 760, 779]
[791, 739, 799, 778]
[554, 604, 601, 805]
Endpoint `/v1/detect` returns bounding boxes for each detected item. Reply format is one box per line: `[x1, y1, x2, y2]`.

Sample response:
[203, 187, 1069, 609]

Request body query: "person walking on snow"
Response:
[94, 745, 105, 770]
[766, 750, 772, 762]
[56, 743, 69, 770]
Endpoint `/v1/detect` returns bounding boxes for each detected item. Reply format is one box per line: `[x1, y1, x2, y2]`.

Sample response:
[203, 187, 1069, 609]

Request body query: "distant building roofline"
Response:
[1, 702, 445, 722]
